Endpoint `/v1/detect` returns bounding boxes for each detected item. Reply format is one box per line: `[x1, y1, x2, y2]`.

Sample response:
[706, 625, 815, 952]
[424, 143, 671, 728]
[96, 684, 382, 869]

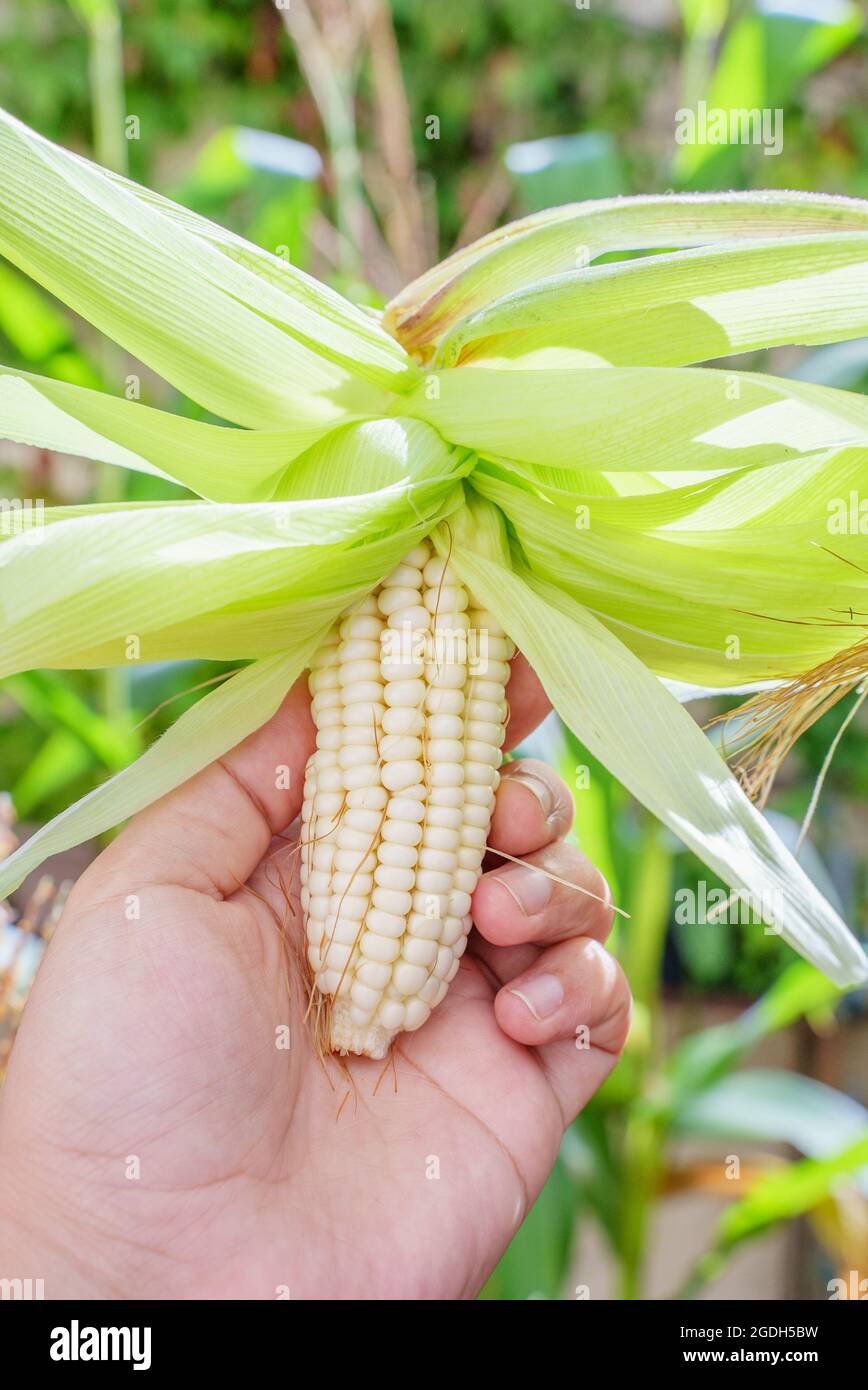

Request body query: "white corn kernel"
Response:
[381, 818, 423, 846]
[403, 999, 431, 1031]
[345, 808, 384, 834]
[339, 614, 383, 641]
[365, 909, 406, 938]
[356, 960, 393, 990]
[347, 785, 388, 810]
[384, 678, 426, 707]
[419, 847, 458, 873]
[428, 786, 465, 808]
[360, 933, 401, 963]
[393, 962, 430, 996]
[343, 701, 386, 726]
[385, 563, 424, 588]
[341, 682, 384, 705]
[402, 937, 438, 967]
[377, 1000, 407, 1030]
[424, 585, 468, 613]
[406, 912, 442, 939]
[382, 706, 425, 736]
[386, 795, 426, 822]
[377, 842, 418, 870]
[381, 759, 424, 791]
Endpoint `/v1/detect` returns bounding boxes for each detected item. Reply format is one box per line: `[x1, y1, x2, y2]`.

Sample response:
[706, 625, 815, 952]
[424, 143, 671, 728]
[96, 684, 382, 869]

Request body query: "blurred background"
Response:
[0, 0, 866, 1299]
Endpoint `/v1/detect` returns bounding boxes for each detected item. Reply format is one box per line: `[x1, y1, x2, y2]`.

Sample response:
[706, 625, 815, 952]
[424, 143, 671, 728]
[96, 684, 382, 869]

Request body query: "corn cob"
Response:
[299, 540, 515, 1058]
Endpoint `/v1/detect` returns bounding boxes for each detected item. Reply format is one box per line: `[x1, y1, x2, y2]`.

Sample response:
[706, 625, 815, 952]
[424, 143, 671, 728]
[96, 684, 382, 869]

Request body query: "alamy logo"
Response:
[0, 496, 45, 543]
[50, 1320, 152, 1371]
[381, 621, 490, 674]
[675, 882, 784, 930]
[0, 1277, 44, 1299]
[828, 1271, 868, 1300]
[675, 102, 783, 156]
[827, 491, 868, 534]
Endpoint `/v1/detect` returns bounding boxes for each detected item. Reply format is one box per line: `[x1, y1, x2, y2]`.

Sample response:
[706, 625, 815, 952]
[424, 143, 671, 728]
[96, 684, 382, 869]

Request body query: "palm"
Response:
[6, 861, 559, 1298]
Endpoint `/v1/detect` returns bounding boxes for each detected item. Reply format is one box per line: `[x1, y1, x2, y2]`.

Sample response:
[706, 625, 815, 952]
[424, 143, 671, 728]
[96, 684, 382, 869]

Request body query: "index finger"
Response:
[503, 653, 551, 751]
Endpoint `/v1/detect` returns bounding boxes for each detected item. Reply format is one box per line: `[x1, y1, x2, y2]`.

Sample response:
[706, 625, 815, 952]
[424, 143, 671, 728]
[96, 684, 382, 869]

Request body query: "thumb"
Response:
[80, 674, 315, 900]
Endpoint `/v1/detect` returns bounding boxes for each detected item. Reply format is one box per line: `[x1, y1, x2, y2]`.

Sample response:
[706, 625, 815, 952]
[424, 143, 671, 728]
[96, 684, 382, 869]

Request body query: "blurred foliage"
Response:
[0, 662, 233, 825]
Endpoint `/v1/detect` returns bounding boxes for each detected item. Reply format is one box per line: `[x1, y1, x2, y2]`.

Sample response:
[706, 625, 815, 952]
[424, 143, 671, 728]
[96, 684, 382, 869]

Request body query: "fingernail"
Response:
[499, 766, 555, 821]
[508, 973, 564, 1021]
[497, 864, 553, 916]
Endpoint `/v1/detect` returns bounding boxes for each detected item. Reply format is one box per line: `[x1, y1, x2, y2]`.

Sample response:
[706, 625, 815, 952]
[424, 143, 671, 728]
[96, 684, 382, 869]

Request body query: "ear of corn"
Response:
[300, 541, 514, 1057]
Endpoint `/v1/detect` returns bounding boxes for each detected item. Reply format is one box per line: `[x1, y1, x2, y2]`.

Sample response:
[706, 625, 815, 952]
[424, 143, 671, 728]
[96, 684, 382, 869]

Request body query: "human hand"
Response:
[0, 657, 630, 1299]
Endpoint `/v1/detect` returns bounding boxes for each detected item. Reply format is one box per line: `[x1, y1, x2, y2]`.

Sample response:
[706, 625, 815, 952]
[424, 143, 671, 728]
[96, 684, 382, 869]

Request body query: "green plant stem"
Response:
[625, 820, 673, 1014]
[679, 0, 728, 117]
[83, 0, 129, 406]
[88, 7, 127, 177]
[69, 0, 128, 177]
[327, 71, 366, 276]
[618, 1110, 666, 1300]
[278, 0, 365, 278]
[75, 0, 130, 727]
[676, 1248, 724, 1300]
[617, 818, 674, 1298]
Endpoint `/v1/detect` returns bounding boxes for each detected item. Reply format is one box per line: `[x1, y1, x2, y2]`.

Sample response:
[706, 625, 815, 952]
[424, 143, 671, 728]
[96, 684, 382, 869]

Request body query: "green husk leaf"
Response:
[0, 420, 469, 674]
[470, 450, 868, 685]
[106, 165, 412, 387]
[0, 364, 345, 501]
[0, 106, 406, 429]
[437, 496, 867, 988]
[407, 366, 868, 474]
[386, 190, 868, 356]
[436, 233, 868, 369]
